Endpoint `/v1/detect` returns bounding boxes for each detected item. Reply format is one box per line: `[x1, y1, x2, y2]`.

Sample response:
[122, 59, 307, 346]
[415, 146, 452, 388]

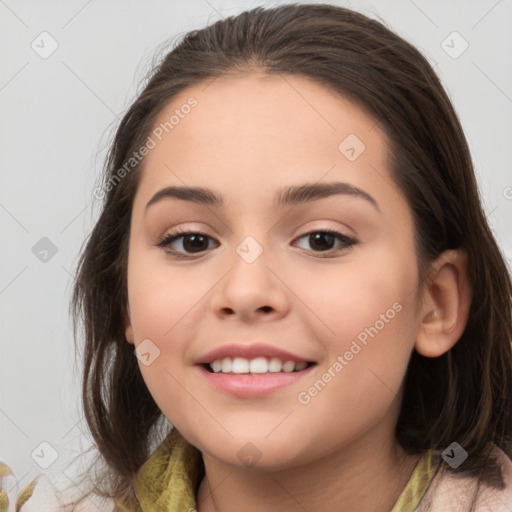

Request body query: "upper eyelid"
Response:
[161, 227, 354, 241]
[158, 228, 356, 251]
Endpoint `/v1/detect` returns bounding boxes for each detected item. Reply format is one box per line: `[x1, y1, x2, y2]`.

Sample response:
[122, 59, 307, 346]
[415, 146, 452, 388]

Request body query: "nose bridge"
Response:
[229, 233, 274, 296]
[211, 232, 289, 320]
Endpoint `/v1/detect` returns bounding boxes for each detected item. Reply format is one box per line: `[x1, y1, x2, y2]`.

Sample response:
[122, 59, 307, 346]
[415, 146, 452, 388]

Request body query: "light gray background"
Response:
[1, 0, 511, 509]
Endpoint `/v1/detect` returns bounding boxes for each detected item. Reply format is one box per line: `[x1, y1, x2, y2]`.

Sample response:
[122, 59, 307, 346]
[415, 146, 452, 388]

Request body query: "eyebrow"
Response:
[144, 181, 381, 213]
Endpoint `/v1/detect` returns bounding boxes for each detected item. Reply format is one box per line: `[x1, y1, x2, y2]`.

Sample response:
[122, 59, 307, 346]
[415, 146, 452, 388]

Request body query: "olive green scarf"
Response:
[115, 429, 439, 512]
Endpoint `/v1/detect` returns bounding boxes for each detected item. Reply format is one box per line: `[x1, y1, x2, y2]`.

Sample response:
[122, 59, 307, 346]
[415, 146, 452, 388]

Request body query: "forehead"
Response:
[135, 72, 394, 209]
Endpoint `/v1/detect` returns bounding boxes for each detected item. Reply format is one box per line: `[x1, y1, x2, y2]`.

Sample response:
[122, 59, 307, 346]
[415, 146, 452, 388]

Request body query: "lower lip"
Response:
[196, 364, 316, 397]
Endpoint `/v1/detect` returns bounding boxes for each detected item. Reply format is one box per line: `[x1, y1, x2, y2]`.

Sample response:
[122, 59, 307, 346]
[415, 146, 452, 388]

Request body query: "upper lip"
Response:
[195, 343, 313, 364]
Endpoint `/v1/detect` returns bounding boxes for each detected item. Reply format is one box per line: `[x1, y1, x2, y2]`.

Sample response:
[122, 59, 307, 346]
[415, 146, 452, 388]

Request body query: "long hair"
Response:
[70, 3, 512, 508]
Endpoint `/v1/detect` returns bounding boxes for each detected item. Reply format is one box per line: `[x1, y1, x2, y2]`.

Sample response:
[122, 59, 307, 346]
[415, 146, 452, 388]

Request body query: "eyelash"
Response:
[156, 228, 356, 259]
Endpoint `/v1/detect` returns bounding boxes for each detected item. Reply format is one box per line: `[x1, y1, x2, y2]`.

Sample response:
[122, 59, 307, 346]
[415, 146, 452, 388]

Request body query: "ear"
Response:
[414, 249, 472, 358]
[124, 304, 135, 345]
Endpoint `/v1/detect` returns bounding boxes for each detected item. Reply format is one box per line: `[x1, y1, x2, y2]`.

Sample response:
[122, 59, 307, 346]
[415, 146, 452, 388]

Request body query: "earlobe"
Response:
[125, 323, 134, 344]
[124, 306, 135, 345]
[414, 249, 472, 358]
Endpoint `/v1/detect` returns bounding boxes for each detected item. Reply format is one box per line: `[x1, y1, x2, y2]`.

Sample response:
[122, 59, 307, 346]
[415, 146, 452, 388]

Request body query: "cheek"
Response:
[126, 246, 211, 342]
[293, 305, 416, 454]
[293, 245, 418, 417]
[290, 241, 417, 349]
[126, 248, 216, 424]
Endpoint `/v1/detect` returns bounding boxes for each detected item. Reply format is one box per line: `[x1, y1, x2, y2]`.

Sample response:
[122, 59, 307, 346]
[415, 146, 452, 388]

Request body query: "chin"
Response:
[194, 431, 314, 471]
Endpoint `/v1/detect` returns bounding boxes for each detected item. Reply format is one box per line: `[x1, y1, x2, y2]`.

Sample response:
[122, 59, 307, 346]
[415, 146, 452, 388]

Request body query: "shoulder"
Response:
[418, 446, 512, 511]
[488, 446, 512, 509]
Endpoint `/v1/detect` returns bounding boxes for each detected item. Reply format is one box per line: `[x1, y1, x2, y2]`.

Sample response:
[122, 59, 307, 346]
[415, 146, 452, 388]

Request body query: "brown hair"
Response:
[70, 3, 512, 508]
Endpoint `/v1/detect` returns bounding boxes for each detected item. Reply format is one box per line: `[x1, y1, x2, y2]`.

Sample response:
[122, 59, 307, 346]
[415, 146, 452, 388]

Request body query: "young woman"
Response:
[70, 3, 512, 511]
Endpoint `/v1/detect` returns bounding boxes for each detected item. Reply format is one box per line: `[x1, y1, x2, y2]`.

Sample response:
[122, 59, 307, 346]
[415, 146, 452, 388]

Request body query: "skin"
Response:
[124, 71, 472, 511]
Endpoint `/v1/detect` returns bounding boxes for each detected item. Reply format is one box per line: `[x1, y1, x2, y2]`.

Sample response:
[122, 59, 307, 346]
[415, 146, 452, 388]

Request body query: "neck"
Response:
[196, 428, 421, 512]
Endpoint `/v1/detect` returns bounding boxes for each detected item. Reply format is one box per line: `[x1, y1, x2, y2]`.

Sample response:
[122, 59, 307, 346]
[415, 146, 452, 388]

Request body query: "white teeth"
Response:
[232, 357, 249, 373]
[221, 358, 232, 373]
[208, 357, 309, 374]
[211, 360, 222, 373]
[282, 361, 295, 372]
[268, 357, 282, 372]
[249, 357, 268, 373]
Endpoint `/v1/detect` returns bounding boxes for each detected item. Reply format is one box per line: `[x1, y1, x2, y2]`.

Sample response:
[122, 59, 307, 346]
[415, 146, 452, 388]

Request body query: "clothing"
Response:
[115, 428, 512, 511]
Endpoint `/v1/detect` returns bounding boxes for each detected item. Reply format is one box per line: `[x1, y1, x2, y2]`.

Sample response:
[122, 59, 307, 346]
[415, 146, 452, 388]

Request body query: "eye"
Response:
[157, 229, 218, 257]
[156, 228, 356, 258]
[292, 229, 356, 256]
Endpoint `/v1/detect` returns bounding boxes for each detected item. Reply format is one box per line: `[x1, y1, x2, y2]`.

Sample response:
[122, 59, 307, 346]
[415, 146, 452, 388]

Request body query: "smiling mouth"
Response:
[202, 357, 317, 375]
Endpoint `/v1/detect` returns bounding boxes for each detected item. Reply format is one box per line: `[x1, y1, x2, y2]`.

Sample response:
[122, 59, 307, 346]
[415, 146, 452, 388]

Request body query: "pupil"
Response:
[184, 234, 208, 253]
[310, 232, 335, 251]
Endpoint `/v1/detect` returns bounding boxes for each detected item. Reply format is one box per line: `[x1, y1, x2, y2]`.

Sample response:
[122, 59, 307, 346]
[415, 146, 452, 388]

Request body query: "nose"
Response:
[210, 244, 290, 323]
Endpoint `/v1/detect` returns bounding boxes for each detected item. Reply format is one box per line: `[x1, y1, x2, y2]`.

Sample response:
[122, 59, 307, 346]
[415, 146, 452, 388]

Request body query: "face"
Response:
[124, 72, 422, 470]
